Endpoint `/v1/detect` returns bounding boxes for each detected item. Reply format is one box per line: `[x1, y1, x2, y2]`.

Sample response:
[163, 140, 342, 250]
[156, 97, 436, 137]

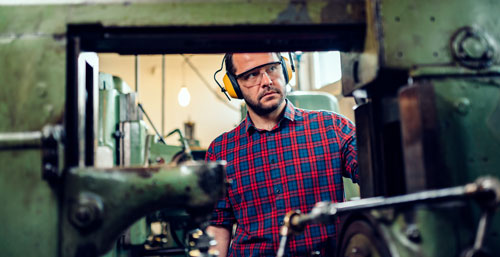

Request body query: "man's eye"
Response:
[268, 64, 279, 73]
[247, 71, 259, 79]
[239, 74, 250, 81]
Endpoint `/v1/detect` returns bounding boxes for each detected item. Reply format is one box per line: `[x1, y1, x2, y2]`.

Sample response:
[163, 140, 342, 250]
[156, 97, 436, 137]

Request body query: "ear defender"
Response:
[221, 53, 295, 99]
[281, 56, 294, 84]
[223, 72, 244, 99]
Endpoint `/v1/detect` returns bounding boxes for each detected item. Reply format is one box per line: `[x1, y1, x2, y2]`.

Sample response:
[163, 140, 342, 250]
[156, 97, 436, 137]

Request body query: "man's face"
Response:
[232, 53, 287, 116]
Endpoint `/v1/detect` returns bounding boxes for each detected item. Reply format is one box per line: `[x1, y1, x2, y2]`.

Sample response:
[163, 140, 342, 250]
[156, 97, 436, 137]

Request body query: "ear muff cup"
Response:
[281, 56, 293, 84]
[223, 73, 243, 99]
[222, 55, 294, 99]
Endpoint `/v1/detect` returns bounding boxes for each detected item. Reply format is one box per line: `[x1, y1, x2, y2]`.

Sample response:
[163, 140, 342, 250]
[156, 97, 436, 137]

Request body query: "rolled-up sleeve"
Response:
[337, 117, 359, 184]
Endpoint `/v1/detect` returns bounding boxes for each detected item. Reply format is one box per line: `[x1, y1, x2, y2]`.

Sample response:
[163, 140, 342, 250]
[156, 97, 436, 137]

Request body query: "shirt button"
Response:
[275, 188, 281, 194]
[280, 220, 285, 226]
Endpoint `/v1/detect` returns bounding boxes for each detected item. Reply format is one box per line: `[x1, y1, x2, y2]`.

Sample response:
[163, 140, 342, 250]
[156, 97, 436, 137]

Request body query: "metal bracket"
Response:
[41, 125, 64, 183]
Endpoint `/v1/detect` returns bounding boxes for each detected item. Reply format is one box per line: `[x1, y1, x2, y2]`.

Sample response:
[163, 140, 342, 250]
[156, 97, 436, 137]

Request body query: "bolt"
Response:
[113, 131, 123, 138]
[486, 49, 494, 59]
[43, 163, 58, 180]
[75, 206, 93, 225]
[69, 193, 103, 229]
[405, 225, 422, 243]
[36, 82, 47, 97]
[451, 27, 495, 69]
[455, 98, 471, 115]
[461, 36, 488, 59]
[44, 163, 53, 172]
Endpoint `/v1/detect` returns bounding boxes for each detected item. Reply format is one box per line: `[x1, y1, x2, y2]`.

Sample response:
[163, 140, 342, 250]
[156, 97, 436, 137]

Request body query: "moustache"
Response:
[258, 87, 281, 100]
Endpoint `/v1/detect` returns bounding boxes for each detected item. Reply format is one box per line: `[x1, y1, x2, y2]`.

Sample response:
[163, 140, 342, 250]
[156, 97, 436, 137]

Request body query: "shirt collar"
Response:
[244, 99, 296, 133]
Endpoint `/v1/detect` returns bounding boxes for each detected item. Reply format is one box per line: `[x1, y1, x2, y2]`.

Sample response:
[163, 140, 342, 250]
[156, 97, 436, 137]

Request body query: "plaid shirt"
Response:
[206, 100, 358, 256]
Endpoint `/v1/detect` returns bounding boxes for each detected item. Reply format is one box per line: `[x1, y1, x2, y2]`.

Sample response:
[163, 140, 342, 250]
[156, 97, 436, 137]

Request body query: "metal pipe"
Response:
[473, 211, 492, 250]
[0, 131, 42, 149]
[135, 55, 139, 98]
[287, 177, 500, 233]
[161, 54, 165, 137]
[138, 103, 166, 145]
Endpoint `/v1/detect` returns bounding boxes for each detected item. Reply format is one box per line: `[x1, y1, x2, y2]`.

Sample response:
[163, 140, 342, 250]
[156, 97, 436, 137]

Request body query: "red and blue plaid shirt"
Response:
[206, 100, 358, 256]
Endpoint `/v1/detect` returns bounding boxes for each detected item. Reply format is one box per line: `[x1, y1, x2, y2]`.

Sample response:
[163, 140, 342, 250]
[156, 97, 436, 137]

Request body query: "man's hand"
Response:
[206, 225, 231, 257]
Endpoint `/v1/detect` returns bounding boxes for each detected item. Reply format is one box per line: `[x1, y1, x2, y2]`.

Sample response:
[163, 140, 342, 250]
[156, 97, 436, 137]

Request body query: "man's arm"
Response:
[206, 225, 231, 257]
[335, 116, 359, 184]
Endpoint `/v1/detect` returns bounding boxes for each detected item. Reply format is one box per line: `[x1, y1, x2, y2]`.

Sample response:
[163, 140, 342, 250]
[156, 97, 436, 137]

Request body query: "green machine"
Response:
[1, 0, 499, 257]
[97, 72, 196, 257]
[279, 1, 500, 257]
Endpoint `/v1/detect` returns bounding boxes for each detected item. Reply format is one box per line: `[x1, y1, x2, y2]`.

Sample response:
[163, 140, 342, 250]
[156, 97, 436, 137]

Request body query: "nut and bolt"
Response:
[69, 193, 103, 229]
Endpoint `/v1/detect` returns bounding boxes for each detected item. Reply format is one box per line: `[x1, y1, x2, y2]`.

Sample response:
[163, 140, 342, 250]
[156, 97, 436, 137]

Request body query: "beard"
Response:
[243, 86, 286, 116]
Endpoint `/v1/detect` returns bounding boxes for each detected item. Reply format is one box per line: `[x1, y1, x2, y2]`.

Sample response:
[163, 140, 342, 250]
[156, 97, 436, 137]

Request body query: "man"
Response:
[206, 52, 358, 256]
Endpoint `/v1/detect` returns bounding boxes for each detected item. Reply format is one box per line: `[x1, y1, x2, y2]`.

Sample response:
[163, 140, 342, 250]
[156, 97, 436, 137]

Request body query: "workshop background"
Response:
[99, 52, 355, 148]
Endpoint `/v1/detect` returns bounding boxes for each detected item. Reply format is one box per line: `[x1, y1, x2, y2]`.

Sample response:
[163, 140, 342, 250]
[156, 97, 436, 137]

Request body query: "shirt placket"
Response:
[266, 131, 286, 228]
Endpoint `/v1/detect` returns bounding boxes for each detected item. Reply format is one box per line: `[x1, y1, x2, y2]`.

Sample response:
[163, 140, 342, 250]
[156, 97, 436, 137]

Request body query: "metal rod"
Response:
[165, 128, 192, 158]
[161, 54, 165, 137]
[316, 185, 467, 218]
[473, 211, 491, 250]
[276, 226, 289, 257]
[289, 178, 500, 232]
[0, 131, 42, 149]
[135, 55, 139, 98]
[138, 103, 167, 145]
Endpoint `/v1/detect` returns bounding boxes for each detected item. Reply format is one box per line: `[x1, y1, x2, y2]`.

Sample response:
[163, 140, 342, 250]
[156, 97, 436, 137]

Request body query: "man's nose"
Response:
[258, 71, 273, 86]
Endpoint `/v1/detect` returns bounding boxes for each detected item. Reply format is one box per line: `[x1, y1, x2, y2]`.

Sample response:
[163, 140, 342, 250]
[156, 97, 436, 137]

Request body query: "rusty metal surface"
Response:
[399, 81, 447, 193]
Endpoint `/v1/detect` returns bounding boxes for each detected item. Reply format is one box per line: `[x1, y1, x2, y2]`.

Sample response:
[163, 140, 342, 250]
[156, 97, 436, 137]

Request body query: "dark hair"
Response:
[224, 53, 236, 75]
[225, 52, 282, 75]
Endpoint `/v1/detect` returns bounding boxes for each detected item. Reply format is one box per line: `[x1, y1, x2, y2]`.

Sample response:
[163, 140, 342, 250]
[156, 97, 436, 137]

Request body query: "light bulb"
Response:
[178, 86, 191, 107]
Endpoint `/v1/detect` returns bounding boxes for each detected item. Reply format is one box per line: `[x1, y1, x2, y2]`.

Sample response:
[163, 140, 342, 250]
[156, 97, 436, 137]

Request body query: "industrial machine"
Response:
[278, 1, 500, 257]
[0, 0, 499, 257]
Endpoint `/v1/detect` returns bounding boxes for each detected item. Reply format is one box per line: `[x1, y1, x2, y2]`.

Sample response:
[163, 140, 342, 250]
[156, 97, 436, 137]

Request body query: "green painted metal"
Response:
[0, 37, 65, 132]
[0, 1, 330, 36]
[287, 91, 340, 113]
[98, 73, 119, 165]
[380, 0, 500, 69]
[148, 136, 184, 164]
[373, 208, 472, 257]
[0, 38, 65, 257]
[432, 78, 500, 254]
[432, 78, 500, 187]
[0, 150, 59, 257]
[1, 1, 499, 257]
[127, 120, 149, 165]
[61, 161, 225, 257]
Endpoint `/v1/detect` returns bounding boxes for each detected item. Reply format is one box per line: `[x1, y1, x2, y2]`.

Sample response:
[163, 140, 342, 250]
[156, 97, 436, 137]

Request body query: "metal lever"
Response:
[461, 177, 500, 257]
[166, 128, 193, 160]
[138, 103, 167, 145]
[280, 176, 500, 236]
[277, 210, 302, 257]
